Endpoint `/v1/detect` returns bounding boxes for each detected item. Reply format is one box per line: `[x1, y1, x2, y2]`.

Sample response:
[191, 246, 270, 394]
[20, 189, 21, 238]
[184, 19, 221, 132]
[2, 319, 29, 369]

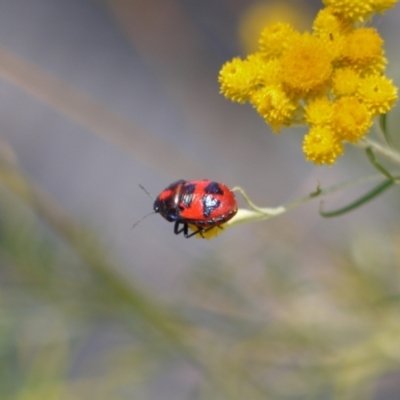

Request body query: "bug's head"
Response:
[152, 180, 186, 222]
[153, 194, 180, 222]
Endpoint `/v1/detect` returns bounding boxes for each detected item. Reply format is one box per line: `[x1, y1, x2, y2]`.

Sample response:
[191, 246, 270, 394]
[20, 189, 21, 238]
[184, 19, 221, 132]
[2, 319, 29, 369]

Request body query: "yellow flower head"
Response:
[252, 86, 298, 132]
[239, 2, 310, 54]
[323, 0, 398, 21]
[219, 55, 265, 103]
[341, 28, 384, 67]
[303, 126, 344, 165]
[313, 7, 352, 36]
[305, 97, 334, 126]
[258, 58, 282, 87]
[357, 75, 398, 115]
[332, 67, 361, 97]
[259, 22, 299, 59]
[280, 33, 333, 96]
[218, 0, 398, 166]
[312, 7, 351, 59]
[332, 96, 372, 142]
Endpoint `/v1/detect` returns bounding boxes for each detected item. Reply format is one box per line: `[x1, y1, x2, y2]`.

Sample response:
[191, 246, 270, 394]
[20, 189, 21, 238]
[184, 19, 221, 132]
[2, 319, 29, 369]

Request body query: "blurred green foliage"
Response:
[1, 156, 400, 400]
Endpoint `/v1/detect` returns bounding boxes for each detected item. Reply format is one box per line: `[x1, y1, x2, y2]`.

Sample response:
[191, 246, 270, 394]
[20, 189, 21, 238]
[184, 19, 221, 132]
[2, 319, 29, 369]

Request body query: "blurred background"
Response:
[1, 0, 400, 398]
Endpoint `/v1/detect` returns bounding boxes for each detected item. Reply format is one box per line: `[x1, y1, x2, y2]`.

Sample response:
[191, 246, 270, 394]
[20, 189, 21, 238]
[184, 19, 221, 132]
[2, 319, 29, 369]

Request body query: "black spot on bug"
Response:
[202, 195, 221, 218]
[181, 183, 196, 208]
[184, 183, 196, 193]
[204, 182, 224, 195]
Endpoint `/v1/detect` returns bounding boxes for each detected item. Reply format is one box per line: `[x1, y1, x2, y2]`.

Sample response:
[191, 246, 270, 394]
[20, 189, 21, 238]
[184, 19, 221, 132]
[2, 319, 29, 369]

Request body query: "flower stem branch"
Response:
[228, 173, 396, 227]
[357, 138, 400, 167]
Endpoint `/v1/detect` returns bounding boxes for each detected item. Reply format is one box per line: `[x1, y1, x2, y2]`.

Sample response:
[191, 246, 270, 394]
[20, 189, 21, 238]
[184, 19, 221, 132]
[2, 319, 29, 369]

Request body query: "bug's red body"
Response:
[153, 179, 238, 238]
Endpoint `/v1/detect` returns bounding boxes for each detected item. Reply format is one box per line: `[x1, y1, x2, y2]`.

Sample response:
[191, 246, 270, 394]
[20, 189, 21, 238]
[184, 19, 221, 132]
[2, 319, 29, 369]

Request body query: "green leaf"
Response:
[365, 147, 396, 181]
[320, 179, 395, 218]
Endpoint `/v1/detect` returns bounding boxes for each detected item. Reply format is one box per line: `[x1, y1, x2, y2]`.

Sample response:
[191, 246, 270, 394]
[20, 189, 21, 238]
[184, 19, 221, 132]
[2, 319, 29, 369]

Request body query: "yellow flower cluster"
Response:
[219, 0, 398, 165]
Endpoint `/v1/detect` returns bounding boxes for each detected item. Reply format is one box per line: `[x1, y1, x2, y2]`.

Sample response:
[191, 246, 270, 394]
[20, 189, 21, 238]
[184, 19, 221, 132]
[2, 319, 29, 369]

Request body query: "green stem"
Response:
[357, 138, 400, 166]
[227, 173, 394, 227]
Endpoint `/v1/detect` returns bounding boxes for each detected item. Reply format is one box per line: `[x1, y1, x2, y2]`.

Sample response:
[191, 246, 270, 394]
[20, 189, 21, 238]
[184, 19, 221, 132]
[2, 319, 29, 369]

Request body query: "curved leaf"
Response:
[320, 179, 396, 218]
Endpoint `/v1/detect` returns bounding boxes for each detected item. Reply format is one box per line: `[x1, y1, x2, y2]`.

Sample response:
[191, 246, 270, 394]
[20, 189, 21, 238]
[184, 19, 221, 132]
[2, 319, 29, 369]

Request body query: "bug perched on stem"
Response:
[134, 180, 238, 239]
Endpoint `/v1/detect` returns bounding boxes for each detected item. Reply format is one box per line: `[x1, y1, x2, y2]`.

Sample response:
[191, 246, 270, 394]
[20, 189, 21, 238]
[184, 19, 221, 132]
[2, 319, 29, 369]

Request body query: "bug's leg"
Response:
[174, 221, 187, 236]
[174, 222, 217, 239]
[175, 221, 196, 238]
[182, 223, 191, 238]
[173, 220, 203, 238]
[184, 226, 219, 239]
[184, 227, 203, 238]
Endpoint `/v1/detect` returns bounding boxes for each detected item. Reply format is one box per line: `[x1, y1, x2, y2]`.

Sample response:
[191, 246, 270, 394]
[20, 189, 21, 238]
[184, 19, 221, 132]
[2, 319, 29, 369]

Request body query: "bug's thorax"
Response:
[153, 180, 185, 222]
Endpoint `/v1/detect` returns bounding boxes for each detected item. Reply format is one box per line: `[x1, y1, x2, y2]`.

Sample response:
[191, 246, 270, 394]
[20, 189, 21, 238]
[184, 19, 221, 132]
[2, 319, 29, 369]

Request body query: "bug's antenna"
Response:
[131, 211, 156, 230]
[131, 184, 156, 230]
[139, 184, 154, 200]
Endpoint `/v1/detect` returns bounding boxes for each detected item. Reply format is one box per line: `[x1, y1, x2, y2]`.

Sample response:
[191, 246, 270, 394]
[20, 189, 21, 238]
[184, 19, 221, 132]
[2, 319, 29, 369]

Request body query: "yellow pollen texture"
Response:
[218, 0, 398, 165]
[280, 34, 333, 95]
